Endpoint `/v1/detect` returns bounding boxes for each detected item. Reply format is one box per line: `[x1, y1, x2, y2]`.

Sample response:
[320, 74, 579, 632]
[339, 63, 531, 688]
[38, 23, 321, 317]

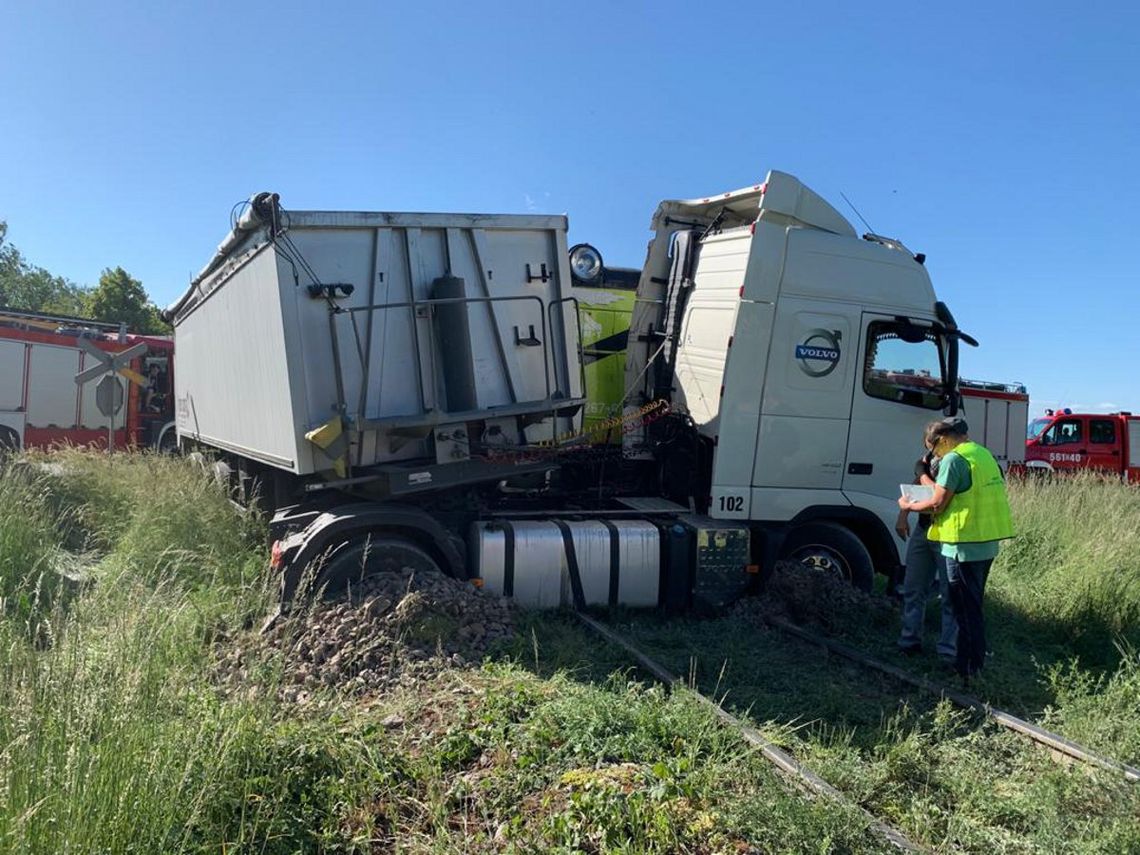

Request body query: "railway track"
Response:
[574, 612, 927, 853]
[571, 608, 1139, 854]
[762, 614, 1140, 783]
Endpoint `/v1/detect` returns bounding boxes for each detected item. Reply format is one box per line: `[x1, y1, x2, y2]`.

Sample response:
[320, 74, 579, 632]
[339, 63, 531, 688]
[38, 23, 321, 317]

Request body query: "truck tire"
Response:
[779, 522, 875, 592]
[0, 426, 18, 455]
[313, 535, 442, 600]
[156, 423, 178, 454]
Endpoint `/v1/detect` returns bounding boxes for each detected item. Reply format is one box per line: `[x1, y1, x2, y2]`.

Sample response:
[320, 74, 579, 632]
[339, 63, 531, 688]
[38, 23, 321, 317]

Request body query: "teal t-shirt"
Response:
[932, 450, 1001, 561]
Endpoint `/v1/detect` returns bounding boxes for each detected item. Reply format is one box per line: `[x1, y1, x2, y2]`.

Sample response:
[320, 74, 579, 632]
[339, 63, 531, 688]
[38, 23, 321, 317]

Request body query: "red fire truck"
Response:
[1025, 409, 1140, 481]
[959, 378, 1029, 471]
[0, 308, 175, 452]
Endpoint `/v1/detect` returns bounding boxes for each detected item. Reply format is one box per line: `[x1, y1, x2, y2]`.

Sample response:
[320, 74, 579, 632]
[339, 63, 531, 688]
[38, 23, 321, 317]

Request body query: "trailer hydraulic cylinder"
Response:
[431, 274, 478, 413]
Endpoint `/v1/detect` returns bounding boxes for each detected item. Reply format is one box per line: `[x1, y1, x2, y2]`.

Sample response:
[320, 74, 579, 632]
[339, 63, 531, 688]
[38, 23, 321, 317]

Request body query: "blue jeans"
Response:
[944, 556, 993, 677]
[898, 529, 958, 657]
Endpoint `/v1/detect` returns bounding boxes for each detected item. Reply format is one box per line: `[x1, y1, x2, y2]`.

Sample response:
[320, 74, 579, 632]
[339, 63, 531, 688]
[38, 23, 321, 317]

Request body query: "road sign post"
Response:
[95, 374, 124, 453]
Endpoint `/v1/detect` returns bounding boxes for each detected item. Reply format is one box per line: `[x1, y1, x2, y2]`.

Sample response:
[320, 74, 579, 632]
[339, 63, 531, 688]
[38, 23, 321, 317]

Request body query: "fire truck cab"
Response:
[0, 308, 175, 453]
[1025, 409, 1140, 480]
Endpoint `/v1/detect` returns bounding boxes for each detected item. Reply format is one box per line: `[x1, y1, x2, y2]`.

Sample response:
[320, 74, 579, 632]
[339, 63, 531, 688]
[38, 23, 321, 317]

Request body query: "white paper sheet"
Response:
[899, 484, 935, 504]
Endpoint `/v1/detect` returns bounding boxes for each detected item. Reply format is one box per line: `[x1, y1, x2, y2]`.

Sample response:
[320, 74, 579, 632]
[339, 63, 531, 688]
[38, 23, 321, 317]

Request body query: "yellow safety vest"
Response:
[927, 441, 1015, 544]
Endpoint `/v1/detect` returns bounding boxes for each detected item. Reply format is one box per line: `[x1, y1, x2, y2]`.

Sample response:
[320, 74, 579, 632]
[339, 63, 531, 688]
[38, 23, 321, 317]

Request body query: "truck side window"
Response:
[862, 321, 945, 410]
[1090, 419, 1116, 444]
[1043, 419, 1082, 445]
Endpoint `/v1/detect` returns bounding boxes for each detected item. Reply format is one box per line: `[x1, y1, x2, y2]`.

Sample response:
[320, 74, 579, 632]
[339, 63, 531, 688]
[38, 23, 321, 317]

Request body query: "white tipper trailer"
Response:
[167, 171, 978, 613]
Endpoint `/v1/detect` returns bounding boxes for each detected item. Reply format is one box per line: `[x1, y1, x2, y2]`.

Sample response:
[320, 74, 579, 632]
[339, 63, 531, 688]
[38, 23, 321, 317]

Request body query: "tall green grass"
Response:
[0, 465, 68, 627]
[37, 449, 261, 589]
[0, 451, 371, 853]
[1043, 643, 1140, 763]
[995, 472, 1140, 657]
[5, 453, 1140, 852]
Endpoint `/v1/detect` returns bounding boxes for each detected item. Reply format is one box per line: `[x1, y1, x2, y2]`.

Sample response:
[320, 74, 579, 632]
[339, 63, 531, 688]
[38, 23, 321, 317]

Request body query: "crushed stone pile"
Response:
[217, 567, 515, 703]
[733, 560, 897, 635]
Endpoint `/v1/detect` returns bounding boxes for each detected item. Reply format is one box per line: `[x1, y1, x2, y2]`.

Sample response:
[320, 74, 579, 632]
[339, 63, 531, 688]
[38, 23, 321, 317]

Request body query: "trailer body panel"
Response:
[172, 205, 583, 477]
[175, 247, 304, 470]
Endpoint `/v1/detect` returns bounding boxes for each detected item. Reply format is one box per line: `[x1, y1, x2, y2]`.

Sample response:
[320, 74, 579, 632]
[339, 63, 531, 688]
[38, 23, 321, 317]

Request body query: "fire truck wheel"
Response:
[779, 522, 875, 592]
[314, 535, 442, 600]
[0, 426, 18, 455]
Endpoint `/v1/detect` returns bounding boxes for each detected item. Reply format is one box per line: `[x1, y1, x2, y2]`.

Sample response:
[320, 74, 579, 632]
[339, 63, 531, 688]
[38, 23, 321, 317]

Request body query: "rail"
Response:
[573, 612, 928, 853]
[763, 615, 1140, 782]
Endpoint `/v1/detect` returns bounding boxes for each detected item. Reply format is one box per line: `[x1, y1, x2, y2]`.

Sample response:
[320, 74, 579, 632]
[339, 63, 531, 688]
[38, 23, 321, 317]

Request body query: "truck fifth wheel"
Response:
[166, 171, 981, 612]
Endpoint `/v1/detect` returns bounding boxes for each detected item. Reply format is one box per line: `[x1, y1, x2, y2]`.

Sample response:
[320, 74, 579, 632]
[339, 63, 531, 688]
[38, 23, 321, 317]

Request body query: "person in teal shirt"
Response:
[898, 417, 1014, 679]
[895, 448, 958, 660]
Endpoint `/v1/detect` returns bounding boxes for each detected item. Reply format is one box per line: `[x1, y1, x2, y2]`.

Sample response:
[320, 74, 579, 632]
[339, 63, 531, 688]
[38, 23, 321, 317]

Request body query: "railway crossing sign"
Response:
[74, 339, 149, 452]
[75, 339, 148, 387]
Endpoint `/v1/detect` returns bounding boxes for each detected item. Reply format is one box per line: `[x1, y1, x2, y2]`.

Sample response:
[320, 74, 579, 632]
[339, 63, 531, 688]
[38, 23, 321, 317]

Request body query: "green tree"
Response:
[0, 221, 89, 316]
[86, 266, 169, 334]
[0, 222, 20, 282]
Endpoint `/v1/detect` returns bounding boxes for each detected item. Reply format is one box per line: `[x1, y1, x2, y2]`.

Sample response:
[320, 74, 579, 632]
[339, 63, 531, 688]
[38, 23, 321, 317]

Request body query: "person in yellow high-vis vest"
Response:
[898, 417, 1014, 679]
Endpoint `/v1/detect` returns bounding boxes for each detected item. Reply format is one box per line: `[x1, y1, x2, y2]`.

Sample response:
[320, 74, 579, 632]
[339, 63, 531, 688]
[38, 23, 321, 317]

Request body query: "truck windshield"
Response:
[863, 321, 946, 410]
[1027, 418, 1051, 439]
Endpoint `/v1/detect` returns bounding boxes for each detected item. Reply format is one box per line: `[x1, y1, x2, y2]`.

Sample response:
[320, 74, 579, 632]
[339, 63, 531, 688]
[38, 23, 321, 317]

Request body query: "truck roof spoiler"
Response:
[651, 171, 856, 237]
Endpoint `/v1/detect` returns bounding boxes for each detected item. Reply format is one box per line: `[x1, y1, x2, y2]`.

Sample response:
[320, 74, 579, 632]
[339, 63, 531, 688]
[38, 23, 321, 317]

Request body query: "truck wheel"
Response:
[0, 426, 19, 465]
[157, 426, 178, 454]
[0, 426, 18, 454]
[314, 535, 441, 599]
[779, 522, 875, 592]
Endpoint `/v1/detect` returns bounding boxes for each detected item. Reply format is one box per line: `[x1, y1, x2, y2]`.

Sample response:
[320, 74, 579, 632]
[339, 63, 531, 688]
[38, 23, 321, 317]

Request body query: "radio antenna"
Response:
[841, 192, 875, 235]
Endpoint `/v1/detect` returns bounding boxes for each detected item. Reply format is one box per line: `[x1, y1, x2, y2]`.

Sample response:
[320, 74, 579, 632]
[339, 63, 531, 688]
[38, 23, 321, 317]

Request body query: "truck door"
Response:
[748, 300, 856, 505]
[1038, 416, 1086, 471]
[1087, 417, 1122, 473]
[0, 338, 28, 449]
[844, 313, 949, 514]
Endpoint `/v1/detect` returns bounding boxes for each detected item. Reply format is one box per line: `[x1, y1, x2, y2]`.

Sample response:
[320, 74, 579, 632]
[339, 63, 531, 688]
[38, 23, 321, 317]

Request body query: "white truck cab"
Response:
[622, 171, 972, 587]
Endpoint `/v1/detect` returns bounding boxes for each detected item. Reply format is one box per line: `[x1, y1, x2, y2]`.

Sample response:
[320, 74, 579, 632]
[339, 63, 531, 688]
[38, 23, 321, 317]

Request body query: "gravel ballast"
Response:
[733, 560, 897, 634]
[217, 567, 515, 702]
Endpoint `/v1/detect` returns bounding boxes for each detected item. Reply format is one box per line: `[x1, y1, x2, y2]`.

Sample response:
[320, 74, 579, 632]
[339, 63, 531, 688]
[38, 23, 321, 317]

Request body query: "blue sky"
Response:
[2, 2, 1137, 416]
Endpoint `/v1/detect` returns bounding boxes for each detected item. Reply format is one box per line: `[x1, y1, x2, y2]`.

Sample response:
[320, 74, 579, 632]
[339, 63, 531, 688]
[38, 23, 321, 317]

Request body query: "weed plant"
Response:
[340, 664, 890, 852]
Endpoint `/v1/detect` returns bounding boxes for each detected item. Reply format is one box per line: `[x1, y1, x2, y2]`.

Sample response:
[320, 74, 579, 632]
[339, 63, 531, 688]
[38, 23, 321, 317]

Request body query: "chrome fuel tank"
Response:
[472, 519, 660, 609]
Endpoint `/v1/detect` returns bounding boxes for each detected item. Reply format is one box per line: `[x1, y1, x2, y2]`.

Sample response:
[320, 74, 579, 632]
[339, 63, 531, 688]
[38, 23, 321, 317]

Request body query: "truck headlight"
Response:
[569, 243, 604, 285]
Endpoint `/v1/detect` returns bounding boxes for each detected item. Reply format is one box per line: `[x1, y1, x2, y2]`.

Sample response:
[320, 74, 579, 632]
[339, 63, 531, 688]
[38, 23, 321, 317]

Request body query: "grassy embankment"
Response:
[2, 453, 1137, 852]
[0, 450, 888, 854]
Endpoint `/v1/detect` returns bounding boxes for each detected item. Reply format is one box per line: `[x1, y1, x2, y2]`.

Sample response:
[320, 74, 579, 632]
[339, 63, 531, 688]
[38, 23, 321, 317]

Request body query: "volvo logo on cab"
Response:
[795, 329, 842, 377]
